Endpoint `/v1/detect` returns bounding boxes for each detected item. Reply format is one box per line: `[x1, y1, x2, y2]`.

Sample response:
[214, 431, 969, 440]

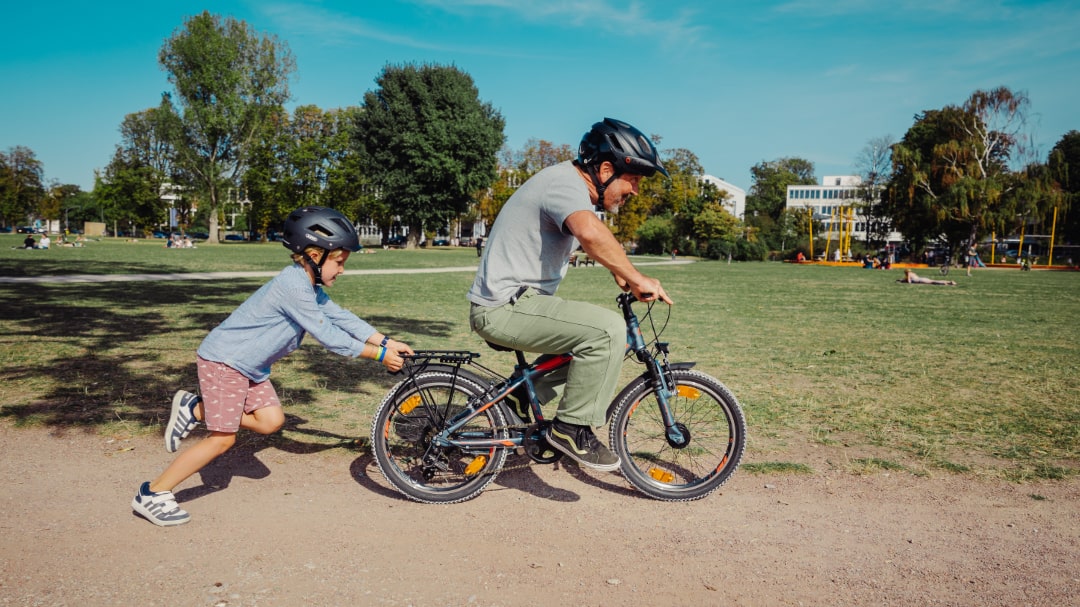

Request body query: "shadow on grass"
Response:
[0, 257, 218, 278]
[0, 280, 456, 430]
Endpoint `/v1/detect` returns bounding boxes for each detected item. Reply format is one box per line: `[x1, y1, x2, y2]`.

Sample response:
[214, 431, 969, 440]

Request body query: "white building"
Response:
[785, 176, 902, 246]
[700, 175, 746, 219]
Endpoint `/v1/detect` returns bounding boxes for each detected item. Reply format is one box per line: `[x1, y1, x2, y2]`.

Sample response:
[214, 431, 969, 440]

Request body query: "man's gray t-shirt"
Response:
[467, 161, 591, 306]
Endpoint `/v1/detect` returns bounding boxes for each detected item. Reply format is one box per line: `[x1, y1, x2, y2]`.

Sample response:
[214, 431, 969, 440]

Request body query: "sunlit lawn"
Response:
[1, 234, 1077, 480]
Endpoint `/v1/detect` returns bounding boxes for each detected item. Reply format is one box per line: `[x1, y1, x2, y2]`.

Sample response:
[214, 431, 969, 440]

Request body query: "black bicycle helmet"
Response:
[577, 117, 669, 179]
[576, 118, 668, 208]
[282, 206, 360, 285]
[281, 206, 361, 254]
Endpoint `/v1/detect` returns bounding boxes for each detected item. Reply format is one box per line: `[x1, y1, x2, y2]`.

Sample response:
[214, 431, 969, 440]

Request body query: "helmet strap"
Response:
[586, 165, 619, 212]
[300, 251, 328, 285]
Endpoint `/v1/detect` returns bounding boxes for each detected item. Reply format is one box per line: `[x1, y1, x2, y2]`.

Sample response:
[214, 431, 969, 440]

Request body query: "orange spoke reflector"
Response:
[648, 468, 675, 483]
[399, 395, 421, 414]
[676, 385, 701, 399]
[464, 455, 487, 476]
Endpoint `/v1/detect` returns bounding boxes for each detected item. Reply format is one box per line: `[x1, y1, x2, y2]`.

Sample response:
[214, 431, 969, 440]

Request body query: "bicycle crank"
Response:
[523, 422, 562, 464]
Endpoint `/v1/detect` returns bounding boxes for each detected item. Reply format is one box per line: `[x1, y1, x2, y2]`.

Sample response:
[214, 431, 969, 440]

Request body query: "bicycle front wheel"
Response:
[609, 369, 746, 501]
[940, 264, 950, 276]
[370, 369, 508, 504]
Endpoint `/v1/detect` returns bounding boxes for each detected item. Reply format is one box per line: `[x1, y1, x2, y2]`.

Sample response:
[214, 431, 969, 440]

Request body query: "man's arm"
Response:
[564, 210, 672, 304]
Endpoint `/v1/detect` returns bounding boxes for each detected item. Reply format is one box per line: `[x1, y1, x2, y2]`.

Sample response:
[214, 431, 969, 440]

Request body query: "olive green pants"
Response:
[469, 289, 625, 427]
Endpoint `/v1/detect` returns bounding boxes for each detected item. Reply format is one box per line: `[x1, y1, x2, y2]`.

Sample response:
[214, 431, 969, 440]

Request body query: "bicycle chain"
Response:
[464, 419, 559, 472]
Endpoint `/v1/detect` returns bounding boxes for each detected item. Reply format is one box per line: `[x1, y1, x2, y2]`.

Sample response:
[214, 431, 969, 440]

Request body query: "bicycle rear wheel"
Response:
[370, 369, 508, 504]
[609, 369, 746, 501]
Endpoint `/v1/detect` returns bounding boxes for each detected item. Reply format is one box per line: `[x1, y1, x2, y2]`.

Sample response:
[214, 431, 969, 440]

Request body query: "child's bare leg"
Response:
[150, 432, 237, 492]
[241, 406, 285, 435]
[150, 407, 283, 493]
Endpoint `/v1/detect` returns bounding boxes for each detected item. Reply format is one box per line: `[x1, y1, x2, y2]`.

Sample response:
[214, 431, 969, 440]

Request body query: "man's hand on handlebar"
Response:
[612, 273, 673, 305]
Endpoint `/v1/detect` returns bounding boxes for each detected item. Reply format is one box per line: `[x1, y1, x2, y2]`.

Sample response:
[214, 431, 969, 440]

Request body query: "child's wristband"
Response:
[376, 346, 387, 362]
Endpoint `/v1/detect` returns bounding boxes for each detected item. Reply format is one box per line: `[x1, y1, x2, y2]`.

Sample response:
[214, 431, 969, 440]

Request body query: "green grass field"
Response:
[1, 234, 1077, 480]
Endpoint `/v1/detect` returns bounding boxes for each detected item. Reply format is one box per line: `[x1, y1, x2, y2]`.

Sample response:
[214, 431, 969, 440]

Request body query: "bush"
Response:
[703, 239, 769, 261]
[635, 216, 674, 255]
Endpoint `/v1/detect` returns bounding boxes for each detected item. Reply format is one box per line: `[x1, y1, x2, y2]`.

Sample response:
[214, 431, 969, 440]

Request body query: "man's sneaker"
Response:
[165, 390, 200, 453]
[545, 419, 621, 472]
[132, 482, 190, 526]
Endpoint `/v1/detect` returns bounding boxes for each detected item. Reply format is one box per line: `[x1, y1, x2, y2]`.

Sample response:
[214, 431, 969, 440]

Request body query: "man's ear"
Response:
[598, 161, 616, 182]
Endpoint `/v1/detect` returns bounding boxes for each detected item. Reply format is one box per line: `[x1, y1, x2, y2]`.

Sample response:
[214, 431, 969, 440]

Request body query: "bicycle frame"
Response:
[396, 292, 685, 454]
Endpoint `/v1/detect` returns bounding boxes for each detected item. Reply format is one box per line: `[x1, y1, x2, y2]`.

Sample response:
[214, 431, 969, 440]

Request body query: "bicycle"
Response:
[939, 251, 952, 276]
[369, 292, 747, 504]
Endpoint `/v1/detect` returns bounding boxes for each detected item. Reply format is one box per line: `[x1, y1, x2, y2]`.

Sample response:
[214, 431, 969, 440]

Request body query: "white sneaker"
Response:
[132, 482, 190, 526]
[165, 390, 200, 453]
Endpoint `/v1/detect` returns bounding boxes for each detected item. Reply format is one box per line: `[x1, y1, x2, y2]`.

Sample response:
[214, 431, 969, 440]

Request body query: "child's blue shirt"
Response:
[197, 263, 375, 382]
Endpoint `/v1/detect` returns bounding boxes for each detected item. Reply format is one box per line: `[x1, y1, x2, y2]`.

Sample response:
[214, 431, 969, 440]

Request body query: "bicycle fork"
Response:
[623, 302, 688, 447]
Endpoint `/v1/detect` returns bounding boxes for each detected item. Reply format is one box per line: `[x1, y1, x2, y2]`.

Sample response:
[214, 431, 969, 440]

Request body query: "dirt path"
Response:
[1, 423, 1077, 606]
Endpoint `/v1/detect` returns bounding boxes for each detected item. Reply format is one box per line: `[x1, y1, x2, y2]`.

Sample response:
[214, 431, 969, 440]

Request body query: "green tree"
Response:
[622, 146, 711, 253]
[745, 157, 816, 249]
[94, 154, 168, 236]
[1048, 130, 1080, 245]
[884, 87, 1048, 255]
[157, 11, 295, 243]
[635, 215, 674, 255]
[0, 146, 45, 227]
[353, 63, 504, 248]
[93, 106, 181, 234]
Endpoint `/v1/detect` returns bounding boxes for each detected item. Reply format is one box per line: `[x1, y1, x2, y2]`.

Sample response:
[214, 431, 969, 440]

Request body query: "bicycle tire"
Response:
[940, 264, 949, 276]
[370, 369, 508, 504]
[608, 369, 746, 501]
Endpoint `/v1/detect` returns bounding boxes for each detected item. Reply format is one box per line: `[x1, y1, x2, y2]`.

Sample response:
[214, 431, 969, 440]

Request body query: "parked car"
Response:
[224, 234, 245, 241]
[433, 238, 450, 246]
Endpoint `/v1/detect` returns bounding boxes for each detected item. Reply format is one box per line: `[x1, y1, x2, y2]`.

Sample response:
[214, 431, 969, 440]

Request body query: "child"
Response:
[132, 206, 413, 526]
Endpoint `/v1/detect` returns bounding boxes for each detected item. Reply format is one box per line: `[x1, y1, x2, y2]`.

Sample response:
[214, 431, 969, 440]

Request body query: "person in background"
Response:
[897, 268, 956, 286]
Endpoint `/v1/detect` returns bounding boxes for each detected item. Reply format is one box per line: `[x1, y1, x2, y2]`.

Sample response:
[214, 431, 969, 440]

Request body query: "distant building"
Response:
[785, 175, 902, 246]
[700, 175, 746, 219]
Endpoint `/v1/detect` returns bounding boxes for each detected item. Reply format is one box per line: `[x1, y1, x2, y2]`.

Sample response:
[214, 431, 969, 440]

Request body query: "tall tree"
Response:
[93, 105, 182, 234]
[854, 135, 895, 249]
[157, 11, 294, 243]
[1048, 130, 1080, 245]
[884, 87, 1046, 254]
[745, 157, 816, 249]
[353, 63, 504, 248]
[0, 146, 45, 227]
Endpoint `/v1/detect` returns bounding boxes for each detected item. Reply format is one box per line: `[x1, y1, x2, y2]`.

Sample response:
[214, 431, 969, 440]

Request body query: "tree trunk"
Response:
[207, 188, 220, 244]
[407, 222, 423, 249]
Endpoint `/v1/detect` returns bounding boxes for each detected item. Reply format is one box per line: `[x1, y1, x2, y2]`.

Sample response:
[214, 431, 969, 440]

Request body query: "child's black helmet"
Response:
[282, 206, 361, 254]
[577, 118, 669, 178]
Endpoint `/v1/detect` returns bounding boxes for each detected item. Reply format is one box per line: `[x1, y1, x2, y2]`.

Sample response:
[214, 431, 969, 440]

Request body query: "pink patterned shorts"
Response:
[196, 356, 281, 433]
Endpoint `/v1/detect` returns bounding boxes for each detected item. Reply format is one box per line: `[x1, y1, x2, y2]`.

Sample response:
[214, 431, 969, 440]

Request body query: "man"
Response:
[467, 117, 673, 472]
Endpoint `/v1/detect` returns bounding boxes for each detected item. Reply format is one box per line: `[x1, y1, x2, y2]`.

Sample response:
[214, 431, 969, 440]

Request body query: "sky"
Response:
[2, 0, 1078, 193]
